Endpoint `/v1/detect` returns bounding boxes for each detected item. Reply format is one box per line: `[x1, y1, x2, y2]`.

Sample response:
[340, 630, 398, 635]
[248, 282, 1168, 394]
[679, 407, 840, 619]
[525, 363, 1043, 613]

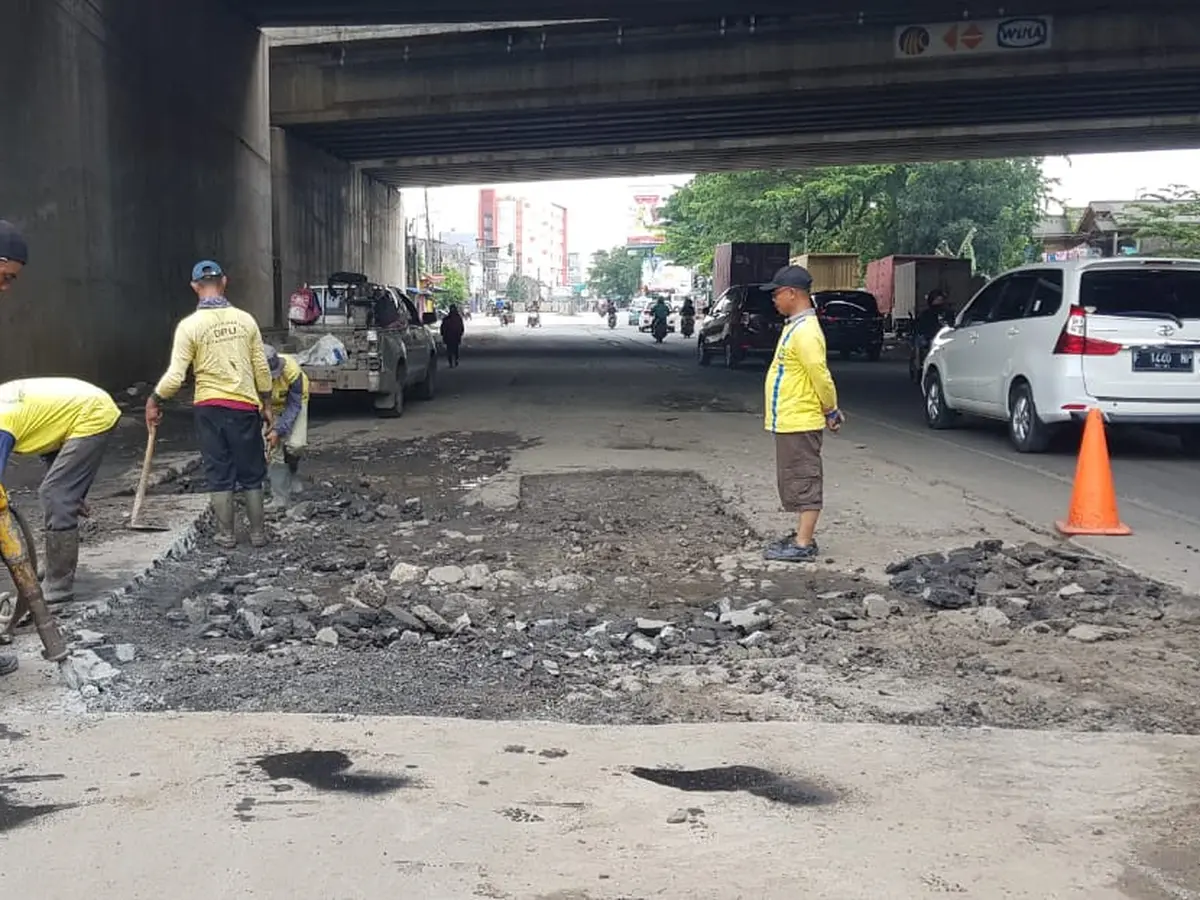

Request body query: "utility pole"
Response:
[423, 187, 434, 276]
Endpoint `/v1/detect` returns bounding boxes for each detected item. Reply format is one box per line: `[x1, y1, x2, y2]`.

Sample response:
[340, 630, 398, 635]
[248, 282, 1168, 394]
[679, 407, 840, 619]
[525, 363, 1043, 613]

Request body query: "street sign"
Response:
[894, 16, 1053, 59]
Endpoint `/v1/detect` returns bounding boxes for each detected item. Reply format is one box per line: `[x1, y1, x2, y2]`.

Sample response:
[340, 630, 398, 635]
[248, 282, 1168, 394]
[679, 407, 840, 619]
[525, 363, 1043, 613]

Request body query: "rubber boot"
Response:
[244, 490, 268, 548]
[41, 528, 80, 605]
[210, 492, 237, 549]
[286, 454, 303, 496]
[266, 463, 292, 513]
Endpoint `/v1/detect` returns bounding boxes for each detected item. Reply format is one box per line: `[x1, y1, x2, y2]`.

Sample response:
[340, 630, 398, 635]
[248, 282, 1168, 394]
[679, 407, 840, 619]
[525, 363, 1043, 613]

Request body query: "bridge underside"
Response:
[236, 0, 1150, 26]
[284, 72, 1200, 186]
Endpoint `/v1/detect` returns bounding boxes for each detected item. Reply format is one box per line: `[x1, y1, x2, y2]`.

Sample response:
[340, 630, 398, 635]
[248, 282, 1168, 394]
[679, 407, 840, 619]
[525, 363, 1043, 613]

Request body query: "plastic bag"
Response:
[294, 334, 347, 367]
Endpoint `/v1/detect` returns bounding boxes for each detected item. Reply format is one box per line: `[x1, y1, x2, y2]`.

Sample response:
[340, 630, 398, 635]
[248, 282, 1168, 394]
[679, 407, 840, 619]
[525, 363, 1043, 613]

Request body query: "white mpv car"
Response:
[922, 257, 1200, 454]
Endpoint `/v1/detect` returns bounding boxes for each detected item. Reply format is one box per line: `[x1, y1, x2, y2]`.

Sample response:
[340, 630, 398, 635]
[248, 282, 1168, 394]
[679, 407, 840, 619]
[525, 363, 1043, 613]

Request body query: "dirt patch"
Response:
[60, 429, 1200, 734]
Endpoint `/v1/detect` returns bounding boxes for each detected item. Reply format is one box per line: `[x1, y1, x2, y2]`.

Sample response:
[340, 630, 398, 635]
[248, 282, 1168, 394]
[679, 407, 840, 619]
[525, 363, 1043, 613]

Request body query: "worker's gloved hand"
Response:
[0, 484, 8, 511]
[145, 397, 163, 429]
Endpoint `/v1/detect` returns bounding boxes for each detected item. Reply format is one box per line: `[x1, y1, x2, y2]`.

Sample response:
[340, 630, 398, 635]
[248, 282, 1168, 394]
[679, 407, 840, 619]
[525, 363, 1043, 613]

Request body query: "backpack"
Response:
[288, 287, 320, 325]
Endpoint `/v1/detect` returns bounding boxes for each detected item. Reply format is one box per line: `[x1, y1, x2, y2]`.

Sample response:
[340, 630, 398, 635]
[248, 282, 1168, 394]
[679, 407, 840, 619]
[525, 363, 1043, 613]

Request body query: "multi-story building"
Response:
[478, 189, 569, 289]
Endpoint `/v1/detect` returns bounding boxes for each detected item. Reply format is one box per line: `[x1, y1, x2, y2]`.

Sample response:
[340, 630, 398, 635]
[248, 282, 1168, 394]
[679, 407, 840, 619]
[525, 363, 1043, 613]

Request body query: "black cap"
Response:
[760, 265, 812, 292]
[0, 220, 29, 264]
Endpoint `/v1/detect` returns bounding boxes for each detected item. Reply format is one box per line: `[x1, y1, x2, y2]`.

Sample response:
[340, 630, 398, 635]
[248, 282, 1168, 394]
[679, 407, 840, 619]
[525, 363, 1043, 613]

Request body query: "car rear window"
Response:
[817, 292, 880, 317]
[743, 288, 776, 315]
[1079, 268, 1200, 320]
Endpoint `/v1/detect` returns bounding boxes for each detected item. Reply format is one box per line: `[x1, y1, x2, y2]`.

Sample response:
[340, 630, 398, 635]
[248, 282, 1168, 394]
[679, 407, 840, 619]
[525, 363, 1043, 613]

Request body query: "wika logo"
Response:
[996, 17, 1049, 49]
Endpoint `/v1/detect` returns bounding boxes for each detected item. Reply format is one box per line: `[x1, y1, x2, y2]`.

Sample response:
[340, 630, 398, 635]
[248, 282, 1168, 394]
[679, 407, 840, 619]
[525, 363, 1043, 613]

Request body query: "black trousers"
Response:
[445, 340, 461, 365]
[195, 405, 267, 492]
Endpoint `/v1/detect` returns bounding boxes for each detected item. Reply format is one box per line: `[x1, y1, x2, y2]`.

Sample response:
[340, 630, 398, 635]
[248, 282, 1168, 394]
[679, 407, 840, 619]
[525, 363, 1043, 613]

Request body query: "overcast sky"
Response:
[403, 149, 1200, 261]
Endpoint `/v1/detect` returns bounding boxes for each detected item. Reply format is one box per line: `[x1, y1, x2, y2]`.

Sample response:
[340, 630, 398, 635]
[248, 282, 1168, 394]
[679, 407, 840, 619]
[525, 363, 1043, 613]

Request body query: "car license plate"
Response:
[309, 381, 334, 394]
[1132, 347, 1195, 372]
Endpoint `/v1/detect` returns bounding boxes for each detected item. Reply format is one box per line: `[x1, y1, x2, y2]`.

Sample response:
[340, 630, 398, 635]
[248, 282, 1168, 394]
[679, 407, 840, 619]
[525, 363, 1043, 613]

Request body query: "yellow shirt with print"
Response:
[154, 306, 272, 407]
[0, 378, 122, 456]
[270, 354, 310, 413]
[763, 312, 839, 434]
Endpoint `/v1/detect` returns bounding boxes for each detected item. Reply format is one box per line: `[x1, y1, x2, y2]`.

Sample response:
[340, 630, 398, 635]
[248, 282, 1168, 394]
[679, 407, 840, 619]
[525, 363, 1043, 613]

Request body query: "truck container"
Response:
[789, 253, 860, 292]
[711, 242, 790, 301]
[866, 255, 974, 322]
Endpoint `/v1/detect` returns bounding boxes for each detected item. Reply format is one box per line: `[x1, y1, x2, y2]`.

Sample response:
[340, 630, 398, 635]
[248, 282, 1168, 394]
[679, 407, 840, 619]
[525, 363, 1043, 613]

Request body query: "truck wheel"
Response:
[376, 366, 406, 418]
[414, 354, 437, 401]
[723, 340, 741, 369]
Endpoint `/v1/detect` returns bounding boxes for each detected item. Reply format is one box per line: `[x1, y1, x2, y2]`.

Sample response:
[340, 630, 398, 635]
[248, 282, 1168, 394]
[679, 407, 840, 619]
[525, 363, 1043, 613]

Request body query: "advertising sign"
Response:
[894, 16, 1053, 59]
[627, 191, 667, 247]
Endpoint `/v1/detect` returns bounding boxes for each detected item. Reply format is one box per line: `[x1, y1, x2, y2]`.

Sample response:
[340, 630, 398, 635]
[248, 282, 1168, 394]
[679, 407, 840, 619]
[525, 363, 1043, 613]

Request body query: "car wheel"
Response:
[866, 344, 882, 362]
[376, 366, 406, 418]
[697, 337, 710, 366]
[724, 340, 741, 369]
[923, 370, 956, 430]
[1008, 380, 1051, 453]
[413, 354, 436, 401]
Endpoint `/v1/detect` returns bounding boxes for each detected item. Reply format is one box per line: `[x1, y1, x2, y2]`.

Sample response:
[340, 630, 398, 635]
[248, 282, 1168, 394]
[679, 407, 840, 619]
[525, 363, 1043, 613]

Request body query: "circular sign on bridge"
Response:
[896, 26, 931, 56]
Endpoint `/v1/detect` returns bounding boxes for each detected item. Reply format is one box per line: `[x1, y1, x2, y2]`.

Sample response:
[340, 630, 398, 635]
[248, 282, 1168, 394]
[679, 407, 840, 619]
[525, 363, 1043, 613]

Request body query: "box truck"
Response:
[866, 255, 974, 326]
[711, 242, 790, 303]
[789, 253, 860, 292]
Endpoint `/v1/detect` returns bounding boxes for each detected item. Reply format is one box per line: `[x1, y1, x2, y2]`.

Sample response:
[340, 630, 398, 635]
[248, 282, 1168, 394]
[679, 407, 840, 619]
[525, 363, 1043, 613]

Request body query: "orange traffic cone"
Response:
[1056, 408, 1132, 536]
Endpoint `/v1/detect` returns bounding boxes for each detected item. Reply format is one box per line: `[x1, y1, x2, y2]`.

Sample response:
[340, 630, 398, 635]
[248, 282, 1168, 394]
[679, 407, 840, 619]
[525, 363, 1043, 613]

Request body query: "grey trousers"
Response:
[39, 429, 114, 531]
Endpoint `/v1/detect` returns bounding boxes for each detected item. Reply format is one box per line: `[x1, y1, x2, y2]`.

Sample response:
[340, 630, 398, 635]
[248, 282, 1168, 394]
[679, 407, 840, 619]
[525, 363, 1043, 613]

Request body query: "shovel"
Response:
[127, 423, 169, 532]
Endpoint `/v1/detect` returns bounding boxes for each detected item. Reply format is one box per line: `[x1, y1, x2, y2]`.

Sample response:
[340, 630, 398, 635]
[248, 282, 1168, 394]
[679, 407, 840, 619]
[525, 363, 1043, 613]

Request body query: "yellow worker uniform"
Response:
[154, 307, 272, 405]
[764, 312, 838, 433]
[0, 378, 121, 455]
[269, 354, 310, 459]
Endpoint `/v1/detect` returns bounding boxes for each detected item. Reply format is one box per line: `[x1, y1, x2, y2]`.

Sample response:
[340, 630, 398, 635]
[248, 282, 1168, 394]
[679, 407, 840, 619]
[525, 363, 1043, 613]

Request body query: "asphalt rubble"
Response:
[51, 430, 1200, 734]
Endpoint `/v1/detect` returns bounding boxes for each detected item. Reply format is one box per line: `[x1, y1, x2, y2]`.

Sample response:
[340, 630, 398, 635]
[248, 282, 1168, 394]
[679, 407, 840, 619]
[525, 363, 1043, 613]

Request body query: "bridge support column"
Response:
[0, 0, 272, 387]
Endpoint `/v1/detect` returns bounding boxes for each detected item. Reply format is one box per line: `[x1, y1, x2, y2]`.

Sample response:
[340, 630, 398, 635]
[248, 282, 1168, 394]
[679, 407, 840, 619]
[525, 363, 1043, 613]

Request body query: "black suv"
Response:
[814, 290, 884, 361]
[697, 285, 783, 368]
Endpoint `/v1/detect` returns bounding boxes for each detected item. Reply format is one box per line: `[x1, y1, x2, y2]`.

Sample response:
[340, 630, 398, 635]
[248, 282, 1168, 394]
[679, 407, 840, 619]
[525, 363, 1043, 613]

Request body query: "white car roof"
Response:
[1006, 256, 1200, 276]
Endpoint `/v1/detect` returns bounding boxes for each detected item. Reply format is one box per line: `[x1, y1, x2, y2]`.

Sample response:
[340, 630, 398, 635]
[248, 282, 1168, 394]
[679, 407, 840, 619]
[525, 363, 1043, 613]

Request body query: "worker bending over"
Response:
[147, 260, 273, 548]
[263, 344, 309, 511]
[0, 378, 122, 605]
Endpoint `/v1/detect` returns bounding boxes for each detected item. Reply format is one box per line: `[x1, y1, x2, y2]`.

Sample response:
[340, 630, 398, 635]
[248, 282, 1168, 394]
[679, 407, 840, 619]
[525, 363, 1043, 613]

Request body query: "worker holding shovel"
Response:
[262, 344, 309, 512]
[0, 378, 122, 605]
[147, 260, 274, 549]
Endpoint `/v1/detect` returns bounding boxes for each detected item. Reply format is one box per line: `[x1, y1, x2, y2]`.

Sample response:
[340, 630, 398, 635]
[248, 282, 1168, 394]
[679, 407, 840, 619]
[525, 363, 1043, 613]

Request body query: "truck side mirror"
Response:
[422, 312, 437, 325]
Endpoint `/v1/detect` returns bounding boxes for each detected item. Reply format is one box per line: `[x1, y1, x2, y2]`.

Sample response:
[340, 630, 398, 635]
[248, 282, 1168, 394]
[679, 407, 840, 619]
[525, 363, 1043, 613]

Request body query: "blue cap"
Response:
[191, 260, 224, 281]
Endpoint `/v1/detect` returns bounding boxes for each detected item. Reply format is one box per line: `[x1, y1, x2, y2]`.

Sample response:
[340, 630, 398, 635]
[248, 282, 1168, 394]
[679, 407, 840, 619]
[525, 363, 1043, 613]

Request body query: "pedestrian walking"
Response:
[146, 260, 274, 549]
[262, 344, 309, 512]
[0, 220, 28, 294]
[759, 265, 844, 562]
[440, 303, 466, 367]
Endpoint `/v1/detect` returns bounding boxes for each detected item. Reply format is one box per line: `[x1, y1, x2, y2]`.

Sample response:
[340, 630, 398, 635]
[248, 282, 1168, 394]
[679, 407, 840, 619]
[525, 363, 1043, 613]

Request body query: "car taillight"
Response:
[1053, 305, 1122, 356]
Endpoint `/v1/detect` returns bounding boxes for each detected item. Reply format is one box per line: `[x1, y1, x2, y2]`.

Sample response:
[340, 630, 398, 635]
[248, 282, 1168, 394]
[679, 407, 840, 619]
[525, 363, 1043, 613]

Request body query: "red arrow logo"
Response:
[943, 24, 958, 49]
[962, 24, 983, 49]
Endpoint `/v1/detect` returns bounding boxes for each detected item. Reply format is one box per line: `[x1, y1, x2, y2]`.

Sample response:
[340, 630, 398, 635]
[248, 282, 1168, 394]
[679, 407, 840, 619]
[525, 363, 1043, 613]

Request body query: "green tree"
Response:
[659, 160, 1050, 276]
[586, 247, 645, 301]
[1129, 186, 1200, 257]
[504, 273, 540, 302]
[438, 266, 469, 306]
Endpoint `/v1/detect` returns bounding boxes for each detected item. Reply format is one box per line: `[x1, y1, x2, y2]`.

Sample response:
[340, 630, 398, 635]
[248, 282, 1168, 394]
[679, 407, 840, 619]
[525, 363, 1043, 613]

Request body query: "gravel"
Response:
[65, 431, 1200, 735]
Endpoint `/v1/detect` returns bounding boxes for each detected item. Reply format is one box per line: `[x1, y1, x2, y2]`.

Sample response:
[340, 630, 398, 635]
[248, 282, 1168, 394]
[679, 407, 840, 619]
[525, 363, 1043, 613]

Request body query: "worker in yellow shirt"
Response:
[146, 260, 274, 549]
[759, 265, 844, 563]
[0, 378, 122, 615]
[262, 345, 309, 512]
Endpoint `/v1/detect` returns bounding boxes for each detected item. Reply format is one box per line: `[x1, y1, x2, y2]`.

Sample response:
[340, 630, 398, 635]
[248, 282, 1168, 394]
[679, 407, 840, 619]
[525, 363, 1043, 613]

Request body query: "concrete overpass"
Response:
[270, 10, 1200, 185]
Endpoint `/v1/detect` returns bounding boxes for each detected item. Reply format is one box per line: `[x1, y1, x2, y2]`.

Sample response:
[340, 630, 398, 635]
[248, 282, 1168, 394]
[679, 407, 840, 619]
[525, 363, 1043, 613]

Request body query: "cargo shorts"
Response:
[774, 430, 824, 512]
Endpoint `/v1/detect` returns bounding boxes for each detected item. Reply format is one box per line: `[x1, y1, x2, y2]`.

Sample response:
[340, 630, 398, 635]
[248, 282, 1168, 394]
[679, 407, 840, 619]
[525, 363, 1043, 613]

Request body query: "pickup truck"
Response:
[288, 272, 439, 417]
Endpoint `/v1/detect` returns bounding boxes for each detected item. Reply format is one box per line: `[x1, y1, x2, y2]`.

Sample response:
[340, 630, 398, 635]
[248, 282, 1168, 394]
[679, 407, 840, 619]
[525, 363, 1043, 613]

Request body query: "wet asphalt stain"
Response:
[255, 750, 411, 796]
[629, 765, 837, 807]
[0, 789, 76, 834]
[0, 724, 26, 741]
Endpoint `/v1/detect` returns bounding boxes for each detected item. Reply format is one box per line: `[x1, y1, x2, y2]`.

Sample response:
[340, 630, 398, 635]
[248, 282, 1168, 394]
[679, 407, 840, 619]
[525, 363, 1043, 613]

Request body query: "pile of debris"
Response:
[887, 539, 1195, 640]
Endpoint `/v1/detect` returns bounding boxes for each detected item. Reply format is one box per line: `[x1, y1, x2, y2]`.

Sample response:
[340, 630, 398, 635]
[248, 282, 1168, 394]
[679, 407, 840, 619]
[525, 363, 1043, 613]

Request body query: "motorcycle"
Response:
[651, 317, 669, 344]
[527, 312, 541, 328]
[607, 312, 617, 329]
[680, 314, 695, 338]
[500, 310, 512, 326]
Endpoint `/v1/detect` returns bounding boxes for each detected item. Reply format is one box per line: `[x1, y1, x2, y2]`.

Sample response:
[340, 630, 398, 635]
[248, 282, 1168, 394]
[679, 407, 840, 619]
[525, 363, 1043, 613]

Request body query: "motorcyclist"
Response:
[650, 296, 670, 326]
[915, 290, 950, 340]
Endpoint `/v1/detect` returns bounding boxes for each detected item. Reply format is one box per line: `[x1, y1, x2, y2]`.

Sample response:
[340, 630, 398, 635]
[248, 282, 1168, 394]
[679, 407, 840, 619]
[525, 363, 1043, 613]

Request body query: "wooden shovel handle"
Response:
[130, 424, 157, 525]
